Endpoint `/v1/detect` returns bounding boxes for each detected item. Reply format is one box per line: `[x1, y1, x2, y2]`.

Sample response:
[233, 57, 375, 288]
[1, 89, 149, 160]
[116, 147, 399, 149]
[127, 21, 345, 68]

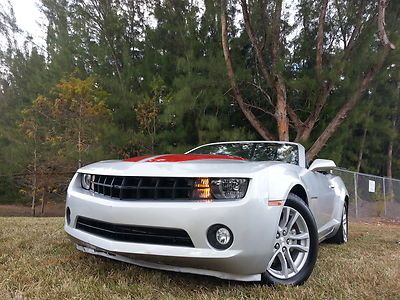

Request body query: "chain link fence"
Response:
[333, 168, 400, 220]
[1, 169, 399, 220]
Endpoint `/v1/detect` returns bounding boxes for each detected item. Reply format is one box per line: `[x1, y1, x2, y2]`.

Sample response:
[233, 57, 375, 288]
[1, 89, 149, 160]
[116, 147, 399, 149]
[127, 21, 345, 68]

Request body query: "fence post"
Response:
[353, 173, 358, 219]
[383, 177, 386, 217]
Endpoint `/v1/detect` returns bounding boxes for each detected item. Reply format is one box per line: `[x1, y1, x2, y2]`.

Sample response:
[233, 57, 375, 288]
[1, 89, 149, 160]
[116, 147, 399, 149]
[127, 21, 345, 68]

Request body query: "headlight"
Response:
[81, 174, 92, 190]
[192, 178, 249, 200]
[210, 178, 249, 199]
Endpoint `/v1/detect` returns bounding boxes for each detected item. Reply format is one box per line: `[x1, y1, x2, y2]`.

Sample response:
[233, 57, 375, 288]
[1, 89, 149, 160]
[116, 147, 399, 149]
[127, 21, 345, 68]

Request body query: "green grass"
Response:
[0, 218, 399, 300]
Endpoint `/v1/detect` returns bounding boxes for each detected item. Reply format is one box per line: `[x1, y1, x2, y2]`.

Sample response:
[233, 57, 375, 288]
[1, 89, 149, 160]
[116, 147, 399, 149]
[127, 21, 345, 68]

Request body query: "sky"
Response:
[9, 0, 46, 47]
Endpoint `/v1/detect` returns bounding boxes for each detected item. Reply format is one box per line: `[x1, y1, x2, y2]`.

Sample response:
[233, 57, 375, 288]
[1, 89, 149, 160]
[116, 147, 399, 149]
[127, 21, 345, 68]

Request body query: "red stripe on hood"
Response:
[124, 154, 246, 162]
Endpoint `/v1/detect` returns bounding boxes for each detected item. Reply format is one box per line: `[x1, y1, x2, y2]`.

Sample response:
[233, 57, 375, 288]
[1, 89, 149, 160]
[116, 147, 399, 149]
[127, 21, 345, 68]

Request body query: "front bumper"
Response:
[65, 174, 283, 281]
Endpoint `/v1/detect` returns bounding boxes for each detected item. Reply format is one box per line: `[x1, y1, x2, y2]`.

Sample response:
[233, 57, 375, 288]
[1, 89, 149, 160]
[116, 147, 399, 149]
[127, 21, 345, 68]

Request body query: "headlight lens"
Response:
[192, 178, 249, 200]
[210, 178, 249, 199]
[81, 174, 92, 190]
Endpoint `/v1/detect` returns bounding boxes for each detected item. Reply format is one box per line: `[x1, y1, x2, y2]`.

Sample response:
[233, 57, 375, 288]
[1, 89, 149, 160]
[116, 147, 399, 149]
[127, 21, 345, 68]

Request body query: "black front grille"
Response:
[88, 175, 194, 200]
[76, 216, 194, 247]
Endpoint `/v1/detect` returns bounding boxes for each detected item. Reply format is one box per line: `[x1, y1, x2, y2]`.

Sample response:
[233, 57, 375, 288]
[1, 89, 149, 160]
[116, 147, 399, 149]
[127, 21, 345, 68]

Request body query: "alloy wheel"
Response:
[342, 207, 348, 242]
[267, 206, 310, 279]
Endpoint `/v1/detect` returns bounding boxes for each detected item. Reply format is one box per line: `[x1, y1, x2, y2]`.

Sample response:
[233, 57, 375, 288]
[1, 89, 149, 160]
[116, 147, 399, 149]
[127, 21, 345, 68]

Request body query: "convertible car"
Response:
[64, 141, 348, 285]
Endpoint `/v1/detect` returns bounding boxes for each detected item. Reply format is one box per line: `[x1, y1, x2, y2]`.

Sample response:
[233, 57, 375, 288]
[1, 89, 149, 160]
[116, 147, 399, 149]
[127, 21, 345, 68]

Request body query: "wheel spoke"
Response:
[287, 211, 299, 231]
[280, 207, 290, 229]
[290, 244, 309, 252]
[267, 249, 280, 269]
[284, 250, 298, 273]
[277, 252, 289, 278]
[289, 232, 309, 241]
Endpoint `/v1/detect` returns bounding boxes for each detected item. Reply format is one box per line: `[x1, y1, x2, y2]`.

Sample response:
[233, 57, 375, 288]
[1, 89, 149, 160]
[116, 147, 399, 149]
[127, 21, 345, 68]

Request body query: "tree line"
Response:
[0, 0, 398, 213]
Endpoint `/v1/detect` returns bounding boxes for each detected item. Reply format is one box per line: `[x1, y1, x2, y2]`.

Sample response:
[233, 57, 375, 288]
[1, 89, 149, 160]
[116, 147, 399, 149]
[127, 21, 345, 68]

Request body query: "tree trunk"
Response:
[240, 0, 289, 141]
[78, 102, 82, 168]
[356, 104, 372, 172]
[40, 189, 46, 216]
[356, 126, 368, 173]
[386, 140, 394, 201]
[31, 130, 37, 217]
[271, 0, 289, 141]
[275, 77, 289, 141]
[152, 100, 156, 154]
[31, 146, 37, 217]
[386, 78, 399, 201]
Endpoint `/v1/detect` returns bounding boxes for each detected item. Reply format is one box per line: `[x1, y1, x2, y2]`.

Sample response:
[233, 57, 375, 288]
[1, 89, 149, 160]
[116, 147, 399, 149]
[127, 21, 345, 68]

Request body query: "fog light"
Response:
[207, 224, 233, 250]
[216, 227, 231, 245]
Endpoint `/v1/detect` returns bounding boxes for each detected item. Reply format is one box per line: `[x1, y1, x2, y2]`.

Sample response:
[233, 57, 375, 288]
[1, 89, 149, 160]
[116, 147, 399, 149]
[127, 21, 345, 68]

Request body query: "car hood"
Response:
[77, 154, 282, 178]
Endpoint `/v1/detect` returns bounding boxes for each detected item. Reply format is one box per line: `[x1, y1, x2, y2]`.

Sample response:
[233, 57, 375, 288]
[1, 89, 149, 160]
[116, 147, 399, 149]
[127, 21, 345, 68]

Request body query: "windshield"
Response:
[187, 142, 299, 165]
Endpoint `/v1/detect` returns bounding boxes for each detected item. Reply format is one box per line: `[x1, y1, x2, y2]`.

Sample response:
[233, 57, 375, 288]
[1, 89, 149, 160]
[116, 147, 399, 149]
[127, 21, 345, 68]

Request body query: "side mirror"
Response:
[309, 159, 336, 172]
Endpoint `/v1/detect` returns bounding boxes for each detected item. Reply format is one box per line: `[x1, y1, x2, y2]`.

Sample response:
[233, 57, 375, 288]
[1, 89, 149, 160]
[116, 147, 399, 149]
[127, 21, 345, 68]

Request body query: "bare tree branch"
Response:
[295, 3, 365, 142]
[221, 0, 276, 140]
[296, 82, 334, 142]
[271, 0, 283, 68]
[306, 46, 392, 160]
[334, 0, 347, 48]
[247, 81, 274, 107]
[287, 105, 304, 129]
[345, 6, 364, 54]
[240, 0, 273, 87]
[245, 103, 276, 118]
[378, 0, 396, 49]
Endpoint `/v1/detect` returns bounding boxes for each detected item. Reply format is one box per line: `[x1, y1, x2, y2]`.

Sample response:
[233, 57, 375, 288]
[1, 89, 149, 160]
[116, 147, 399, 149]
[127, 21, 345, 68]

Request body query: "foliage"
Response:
[0, 0, 399, 205]
[16, 76, 112, 208]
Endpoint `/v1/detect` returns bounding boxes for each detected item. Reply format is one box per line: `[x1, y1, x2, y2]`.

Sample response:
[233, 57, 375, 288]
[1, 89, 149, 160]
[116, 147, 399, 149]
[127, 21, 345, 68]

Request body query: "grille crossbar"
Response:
[76, 216, 194, 247]
[89, 175, 194, 200]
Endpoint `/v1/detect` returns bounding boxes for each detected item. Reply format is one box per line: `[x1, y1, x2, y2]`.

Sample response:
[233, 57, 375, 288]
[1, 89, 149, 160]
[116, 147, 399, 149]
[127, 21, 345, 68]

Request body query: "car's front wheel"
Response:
[261, 193, 318, 286]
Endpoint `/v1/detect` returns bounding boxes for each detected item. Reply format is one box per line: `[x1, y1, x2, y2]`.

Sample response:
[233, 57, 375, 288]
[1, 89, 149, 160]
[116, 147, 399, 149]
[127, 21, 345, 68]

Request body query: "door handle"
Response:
[329, 185, 335, 189]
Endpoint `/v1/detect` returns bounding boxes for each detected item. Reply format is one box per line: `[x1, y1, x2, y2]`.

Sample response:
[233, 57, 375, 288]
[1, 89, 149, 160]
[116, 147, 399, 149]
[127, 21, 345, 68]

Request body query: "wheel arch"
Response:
[288, 184, 309, 206]
[344, 195, 349, 210]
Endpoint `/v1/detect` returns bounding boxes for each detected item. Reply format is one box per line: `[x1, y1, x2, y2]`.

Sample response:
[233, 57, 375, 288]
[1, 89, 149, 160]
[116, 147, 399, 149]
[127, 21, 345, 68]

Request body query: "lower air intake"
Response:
[75, 216, 194, 248]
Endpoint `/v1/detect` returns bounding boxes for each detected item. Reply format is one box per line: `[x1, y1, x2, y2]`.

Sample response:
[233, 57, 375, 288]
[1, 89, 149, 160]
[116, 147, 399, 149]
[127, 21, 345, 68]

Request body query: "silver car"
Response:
[65, 141, 348, 285]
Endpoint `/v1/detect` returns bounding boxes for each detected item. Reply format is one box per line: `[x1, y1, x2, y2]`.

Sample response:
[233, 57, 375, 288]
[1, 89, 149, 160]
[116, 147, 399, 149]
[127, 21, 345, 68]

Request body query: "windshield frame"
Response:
[186, 141, 306, 167]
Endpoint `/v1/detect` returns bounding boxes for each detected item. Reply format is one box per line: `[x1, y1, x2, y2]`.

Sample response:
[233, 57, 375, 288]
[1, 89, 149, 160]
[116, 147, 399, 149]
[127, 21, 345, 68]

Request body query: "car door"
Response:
[301, 169, 336, 233]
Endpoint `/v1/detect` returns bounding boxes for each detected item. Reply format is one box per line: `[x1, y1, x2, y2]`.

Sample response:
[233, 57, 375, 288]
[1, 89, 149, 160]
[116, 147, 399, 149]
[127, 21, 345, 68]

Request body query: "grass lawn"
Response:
[0, 218, 399, 300]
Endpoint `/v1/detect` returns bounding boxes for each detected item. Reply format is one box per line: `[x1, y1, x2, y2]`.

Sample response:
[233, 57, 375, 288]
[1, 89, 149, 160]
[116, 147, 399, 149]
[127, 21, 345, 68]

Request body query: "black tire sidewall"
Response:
[328, 201, 348, 244]
[261, 193, 319, 286]
[339, 202, 348, 243]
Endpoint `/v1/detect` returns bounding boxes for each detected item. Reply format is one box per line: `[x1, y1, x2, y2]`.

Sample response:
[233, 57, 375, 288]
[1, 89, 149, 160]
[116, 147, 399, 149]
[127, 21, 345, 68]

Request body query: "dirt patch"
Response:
[0, 202, 65, 217]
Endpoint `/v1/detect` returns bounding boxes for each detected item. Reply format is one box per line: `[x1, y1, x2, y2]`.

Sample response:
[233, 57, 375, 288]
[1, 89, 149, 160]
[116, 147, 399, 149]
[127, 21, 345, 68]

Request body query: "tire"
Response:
[327, 201, 348, 244]
[261, 193, 319, 286]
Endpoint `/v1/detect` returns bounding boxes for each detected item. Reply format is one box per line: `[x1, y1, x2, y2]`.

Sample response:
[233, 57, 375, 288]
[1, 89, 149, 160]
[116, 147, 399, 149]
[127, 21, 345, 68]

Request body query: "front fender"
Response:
[264, 165, 309, 203]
